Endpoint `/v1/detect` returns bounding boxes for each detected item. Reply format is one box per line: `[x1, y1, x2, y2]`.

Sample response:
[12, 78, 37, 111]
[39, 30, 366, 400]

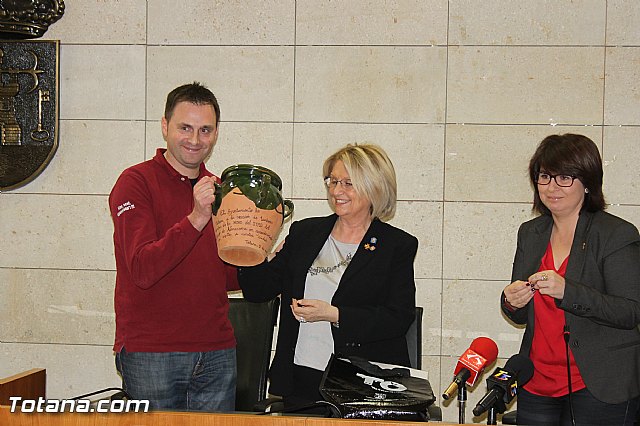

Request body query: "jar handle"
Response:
[211, 182, 222, 215]
[283, 199, 294, 219]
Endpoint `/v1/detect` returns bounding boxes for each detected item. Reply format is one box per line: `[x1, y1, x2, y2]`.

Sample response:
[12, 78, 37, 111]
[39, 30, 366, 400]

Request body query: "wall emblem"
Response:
[0, 1, 65, 40]
[0, 39, 59, 191]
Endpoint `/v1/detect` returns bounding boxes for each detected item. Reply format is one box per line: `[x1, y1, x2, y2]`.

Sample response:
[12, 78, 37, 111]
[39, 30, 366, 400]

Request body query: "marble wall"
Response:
[1, 1, 639, 422]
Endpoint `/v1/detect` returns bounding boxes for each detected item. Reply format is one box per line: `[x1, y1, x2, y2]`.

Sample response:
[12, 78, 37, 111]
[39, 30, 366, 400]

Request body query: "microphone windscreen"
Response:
[503, 354, 534, 384]
[469, 337, 499, 364]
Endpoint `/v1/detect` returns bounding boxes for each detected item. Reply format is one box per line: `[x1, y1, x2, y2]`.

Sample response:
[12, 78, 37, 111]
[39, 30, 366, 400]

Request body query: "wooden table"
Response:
[0, 407, 467, 426]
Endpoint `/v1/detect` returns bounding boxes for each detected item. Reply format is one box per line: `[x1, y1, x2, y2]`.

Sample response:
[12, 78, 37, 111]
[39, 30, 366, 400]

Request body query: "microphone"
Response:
[472, 354, 534, 416]
[442, 337, 498, 400]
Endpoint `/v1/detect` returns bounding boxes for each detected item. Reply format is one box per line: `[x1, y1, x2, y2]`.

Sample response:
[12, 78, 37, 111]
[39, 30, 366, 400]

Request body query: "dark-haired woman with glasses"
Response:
[238, 143, 418, 413]
[501, 133, 640, 425]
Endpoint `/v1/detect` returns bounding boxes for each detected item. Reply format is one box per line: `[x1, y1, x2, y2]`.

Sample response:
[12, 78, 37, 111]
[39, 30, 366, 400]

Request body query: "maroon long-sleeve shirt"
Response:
[109, 149, 239, 352]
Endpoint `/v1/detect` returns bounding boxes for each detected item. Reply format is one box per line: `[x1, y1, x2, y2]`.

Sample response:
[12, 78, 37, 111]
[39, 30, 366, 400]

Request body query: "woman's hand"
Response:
[503, 280, 535, 309]
[290, 298, 339, 323]
[529, 270, 565, 300]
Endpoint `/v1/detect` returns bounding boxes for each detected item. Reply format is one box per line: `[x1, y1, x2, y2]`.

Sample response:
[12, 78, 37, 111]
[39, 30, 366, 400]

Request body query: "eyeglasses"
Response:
[536, 172, 577, 187]
[324, 177, 353, 190]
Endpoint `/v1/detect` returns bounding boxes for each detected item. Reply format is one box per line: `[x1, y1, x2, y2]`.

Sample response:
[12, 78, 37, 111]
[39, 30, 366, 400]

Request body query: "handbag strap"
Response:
[344, 355, 410, 378]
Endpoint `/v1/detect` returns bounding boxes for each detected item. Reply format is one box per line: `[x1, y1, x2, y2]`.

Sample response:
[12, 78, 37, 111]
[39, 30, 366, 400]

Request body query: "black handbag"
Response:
[319, 354, 436, 421]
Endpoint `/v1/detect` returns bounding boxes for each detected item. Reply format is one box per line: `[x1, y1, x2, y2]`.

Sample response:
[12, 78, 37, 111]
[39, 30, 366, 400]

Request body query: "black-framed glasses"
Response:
[324, 177, 353, 190]
[536, 172, 577, 187]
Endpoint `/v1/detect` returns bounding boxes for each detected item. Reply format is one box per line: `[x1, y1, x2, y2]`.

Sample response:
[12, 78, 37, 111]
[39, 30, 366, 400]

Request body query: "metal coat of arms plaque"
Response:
[0, 40, 59, 191]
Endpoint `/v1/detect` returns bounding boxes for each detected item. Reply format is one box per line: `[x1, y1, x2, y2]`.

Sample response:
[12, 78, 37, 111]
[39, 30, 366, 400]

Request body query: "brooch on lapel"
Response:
[363, 237, 377, 251]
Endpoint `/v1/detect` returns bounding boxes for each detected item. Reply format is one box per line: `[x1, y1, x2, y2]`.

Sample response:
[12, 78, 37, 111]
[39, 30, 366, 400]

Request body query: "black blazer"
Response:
[238, 214, 418, 396]
[502, 210, 640, 404]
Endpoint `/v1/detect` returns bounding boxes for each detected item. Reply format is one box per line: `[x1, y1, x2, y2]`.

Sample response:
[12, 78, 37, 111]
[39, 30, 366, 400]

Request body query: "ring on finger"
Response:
[540, 273, 548, 281]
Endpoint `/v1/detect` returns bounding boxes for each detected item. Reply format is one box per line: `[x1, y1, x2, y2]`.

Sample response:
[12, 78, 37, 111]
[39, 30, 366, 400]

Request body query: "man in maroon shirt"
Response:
[109, 82, 239, 411]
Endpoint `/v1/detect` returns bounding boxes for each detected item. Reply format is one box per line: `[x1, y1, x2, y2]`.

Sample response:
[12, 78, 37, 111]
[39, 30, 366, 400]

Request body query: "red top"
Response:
[524, 242, 586, 396]
[109, 149, 239, 352]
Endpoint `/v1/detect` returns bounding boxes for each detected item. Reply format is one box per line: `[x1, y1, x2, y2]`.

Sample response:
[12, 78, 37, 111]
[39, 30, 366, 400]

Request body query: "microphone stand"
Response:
[457, 383, 467, 424]
[487, 406, 497, 425]
[480, 393, 506, 425]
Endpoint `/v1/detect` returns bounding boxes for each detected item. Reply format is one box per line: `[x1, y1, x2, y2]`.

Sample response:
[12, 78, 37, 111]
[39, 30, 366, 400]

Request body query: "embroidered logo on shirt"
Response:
[116, 201, 136, 217]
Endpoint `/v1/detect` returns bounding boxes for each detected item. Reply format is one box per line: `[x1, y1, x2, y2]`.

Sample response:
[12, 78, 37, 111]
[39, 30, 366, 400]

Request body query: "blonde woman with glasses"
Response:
[238, 143, 418, 414]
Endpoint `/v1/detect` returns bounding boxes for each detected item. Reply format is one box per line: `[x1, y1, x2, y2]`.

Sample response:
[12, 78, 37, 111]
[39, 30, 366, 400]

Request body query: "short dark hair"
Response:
[164, 82, 220, 126]
[529, 133, 606, 215]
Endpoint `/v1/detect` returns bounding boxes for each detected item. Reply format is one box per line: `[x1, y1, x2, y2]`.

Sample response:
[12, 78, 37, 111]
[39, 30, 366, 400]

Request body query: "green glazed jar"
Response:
[211, 164, 294, 266]
[212, 164, 293, 218]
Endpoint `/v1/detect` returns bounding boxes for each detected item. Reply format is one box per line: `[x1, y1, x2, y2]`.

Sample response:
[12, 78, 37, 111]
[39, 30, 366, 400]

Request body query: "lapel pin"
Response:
[364, 237, 377, 251]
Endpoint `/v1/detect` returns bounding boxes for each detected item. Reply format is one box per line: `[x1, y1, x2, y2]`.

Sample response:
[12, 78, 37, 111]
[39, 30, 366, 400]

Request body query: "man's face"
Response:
[161, 101, 218, 178]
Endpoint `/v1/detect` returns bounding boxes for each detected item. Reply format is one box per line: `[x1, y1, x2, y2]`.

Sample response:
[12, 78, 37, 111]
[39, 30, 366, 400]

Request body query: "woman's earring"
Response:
[585, 188, 589, 194]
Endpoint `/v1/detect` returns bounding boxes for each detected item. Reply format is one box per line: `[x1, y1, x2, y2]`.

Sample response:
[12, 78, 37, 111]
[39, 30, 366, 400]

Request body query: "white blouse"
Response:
[294, 235, 357, 371]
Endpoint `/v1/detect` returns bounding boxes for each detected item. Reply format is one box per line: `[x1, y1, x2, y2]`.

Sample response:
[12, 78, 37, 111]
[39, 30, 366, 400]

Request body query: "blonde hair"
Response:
[322, 143, 397, 221]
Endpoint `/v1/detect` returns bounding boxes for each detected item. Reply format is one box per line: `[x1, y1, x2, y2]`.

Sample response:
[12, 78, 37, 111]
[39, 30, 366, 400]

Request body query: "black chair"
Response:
[230, 300, 440, 418]
[406, 306, 443, 421]
[228, 296, 280, 412]
[406, 306, 424, 370]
